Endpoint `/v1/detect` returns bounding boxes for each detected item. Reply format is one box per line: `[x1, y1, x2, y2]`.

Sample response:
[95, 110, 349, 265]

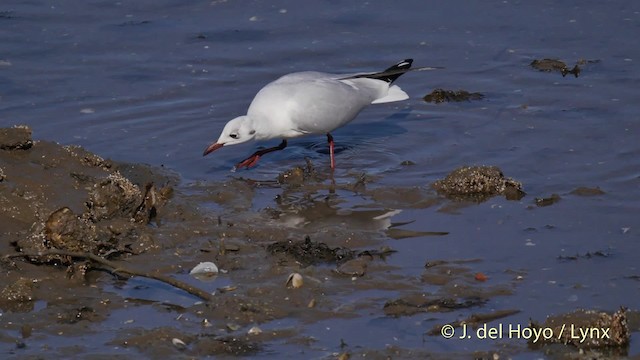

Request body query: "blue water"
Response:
[2, 0, 639, 358]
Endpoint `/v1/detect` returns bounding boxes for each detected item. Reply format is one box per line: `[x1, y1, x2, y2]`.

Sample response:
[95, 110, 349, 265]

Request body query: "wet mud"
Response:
[385, 258, 517, 320]
[0, 127, 635, 358]
[423, 89, 485, 103]
[0, 126, 439, 357]
[1, 127, 170, 266]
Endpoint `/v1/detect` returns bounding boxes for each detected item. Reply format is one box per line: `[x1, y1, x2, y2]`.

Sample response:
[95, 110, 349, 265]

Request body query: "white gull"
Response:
[203, 59, 415, 170]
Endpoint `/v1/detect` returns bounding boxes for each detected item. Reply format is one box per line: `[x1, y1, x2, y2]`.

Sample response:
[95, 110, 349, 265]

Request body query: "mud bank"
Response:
[0, 127, 635, 359]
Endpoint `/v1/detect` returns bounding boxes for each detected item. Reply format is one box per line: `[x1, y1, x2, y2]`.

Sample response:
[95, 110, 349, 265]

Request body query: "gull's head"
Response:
[203, 116, 256, 156]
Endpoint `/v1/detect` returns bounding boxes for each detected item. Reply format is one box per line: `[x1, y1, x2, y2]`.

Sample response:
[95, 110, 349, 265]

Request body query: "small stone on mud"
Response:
[432, 166, 524, 202]
[335, 257, 370, 277]
[570, 186, 605, 196]
[0, 126, 33, 150]
[530, 58, 581, 77]
[277, 159, 317, 185]
[0, 277, 34, 312]
[423, 89, 484, 103]
[247, 326, 262, 335]
[535, 193, 561, 207]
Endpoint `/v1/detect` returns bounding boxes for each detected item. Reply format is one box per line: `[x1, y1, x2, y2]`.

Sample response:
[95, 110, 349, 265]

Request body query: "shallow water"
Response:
[2, 0, 640, 358]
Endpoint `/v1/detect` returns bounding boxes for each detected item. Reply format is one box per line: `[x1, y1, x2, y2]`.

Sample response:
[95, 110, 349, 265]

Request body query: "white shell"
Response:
[189, 262, 219, 280]
[248, 326, 263, 335]
[172, 337, 187, 350]
[286, 273, 303, 288]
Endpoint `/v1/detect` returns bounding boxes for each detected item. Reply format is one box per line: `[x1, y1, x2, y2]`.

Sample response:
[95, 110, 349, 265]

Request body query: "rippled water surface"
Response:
[2, 0, 640, 358]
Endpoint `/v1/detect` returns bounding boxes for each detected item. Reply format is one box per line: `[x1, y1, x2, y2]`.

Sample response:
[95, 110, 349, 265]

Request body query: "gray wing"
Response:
[249, 72, 389, 135]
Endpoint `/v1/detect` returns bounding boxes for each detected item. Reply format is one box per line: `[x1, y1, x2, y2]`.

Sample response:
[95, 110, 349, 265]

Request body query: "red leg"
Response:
[327, 133, 335, 169]
[234, 140, 287, 170]
[234, 155, 261, 169]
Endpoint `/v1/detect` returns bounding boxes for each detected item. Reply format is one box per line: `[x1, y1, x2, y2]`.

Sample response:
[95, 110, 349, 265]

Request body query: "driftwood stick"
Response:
[5, 250, 214, 302]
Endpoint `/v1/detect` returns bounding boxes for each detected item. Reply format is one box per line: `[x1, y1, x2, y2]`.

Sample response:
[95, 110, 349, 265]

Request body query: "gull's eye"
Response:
[229, 133, 238, 139]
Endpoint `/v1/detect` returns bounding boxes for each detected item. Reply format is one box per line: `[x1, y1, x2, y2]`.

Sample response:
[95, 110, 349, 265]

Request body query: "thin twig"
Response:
[5, 250, 214, 302]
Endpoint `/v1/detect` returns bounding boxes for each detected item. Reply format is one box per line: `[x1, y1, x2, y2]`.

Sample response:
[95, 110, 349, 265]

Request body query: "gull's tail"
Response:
[343, 59, 414, 84]
[375, 59, 413, 83]
[340, 59, 443, 105]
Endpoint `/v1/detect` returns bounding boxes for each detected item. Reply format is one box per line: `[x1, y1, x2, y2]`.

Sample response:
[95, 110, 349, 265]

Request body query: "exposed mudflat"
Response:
[1, 127, 637, 359]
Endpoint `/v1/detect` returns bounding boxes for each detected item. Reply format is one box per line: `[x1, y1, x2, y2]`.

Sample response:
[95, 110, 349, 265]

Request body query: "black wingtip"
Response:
[377, 58, 414, 83]
[340, 58, 415, 84]
[391, 59, 414, 71]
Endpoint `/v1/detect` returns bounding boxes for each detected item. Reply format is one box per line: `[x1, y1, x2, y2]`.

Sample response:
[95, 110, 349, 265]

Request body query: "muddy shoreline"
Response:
[0, 126, 635, 358]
